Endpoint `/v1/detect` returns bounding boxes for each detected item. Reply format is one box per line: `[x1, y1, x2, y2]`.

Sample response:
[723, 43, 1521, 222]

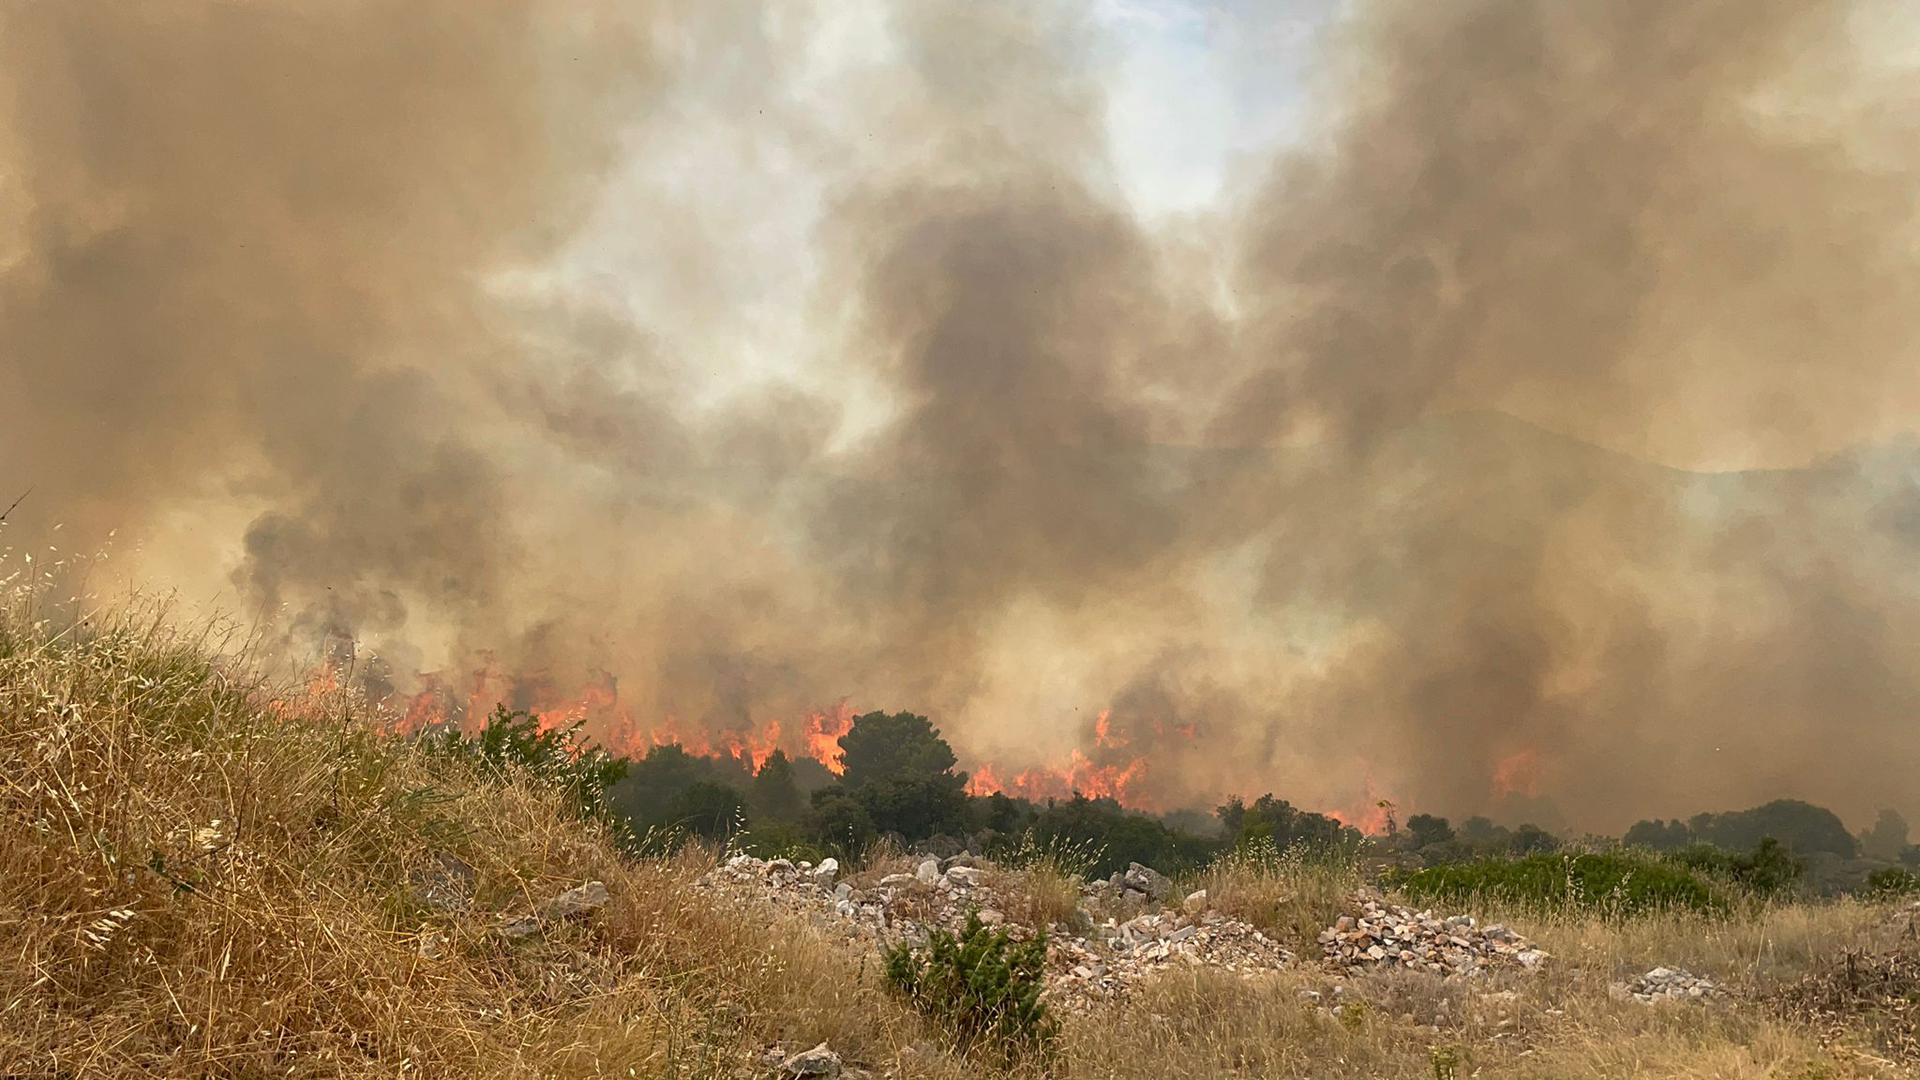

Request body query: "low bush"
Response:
[1668, 837, 1804, 899]
[1866, 866, 1920, 898]
[419, 703, 627, 819]
[884, 911, 1056, 1060]
[1399, 850, 1729, 917]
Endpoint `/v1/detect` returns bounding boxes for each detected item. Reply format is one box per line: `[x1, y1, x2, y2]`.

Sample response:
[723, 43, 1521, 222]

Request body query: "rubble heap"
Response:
[1319, 897, 1548, 975]
[1613, 966, 1722, 1004]
[697, 853, 1292, 1010]
[1053, 906, 1295, 1003]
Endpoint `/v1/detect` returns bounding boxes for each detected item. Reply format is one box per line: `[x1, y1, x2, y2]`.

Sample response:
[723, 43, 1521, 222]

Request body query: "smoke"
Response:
[3, 0, 1918, 832]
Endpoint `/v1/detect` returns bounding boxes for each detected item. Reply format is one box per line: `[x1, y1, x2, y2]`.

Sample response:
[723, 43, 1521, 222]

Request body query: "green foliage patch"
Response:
[884, 911, 1057, 1060]
[1399, 850, 1730, 917]
[420, 704, 627, 820]
[1866, 866, 1920, 898]
[1668, 837, 1805, 899]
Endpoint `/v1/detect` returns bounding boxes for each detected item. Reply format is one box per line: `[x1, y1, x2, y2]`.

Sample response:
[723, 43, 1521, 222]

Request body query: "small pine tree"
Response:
[420, 704, 627, 819]
[884, 911, 1056, 1059]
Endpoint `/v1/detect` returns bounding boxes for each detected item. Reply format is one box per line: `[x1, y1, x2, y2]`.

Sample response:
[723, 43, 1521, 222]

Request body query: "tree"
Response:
[1457, 815, 1517, 854]
[856, 775, 972, 842]
[1509, 823, 1560, 854]
[1624, 818, 1693, 851]
[1689, 800, 1857, 858]
[1406, 814, 1456, 849]
[668, 781, 744, 841]
[750, 750, 804, 821]
[839, 711, 961, 789]
[807, 787, 878, 853]
[1216, 794, 1357, 853]
[606, 743, 733, 830]
[1862, 809, 1910, 862]
[1033, 795, 1219, 878]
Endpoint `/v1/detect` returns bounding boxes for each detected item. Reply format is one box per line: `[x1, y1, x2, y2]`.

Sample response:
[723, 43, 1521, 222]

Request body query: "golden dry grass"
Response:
[1192, 842, 1367, 954]
[2, 582, 1914, 1078]
[0, 589, 962, 1078]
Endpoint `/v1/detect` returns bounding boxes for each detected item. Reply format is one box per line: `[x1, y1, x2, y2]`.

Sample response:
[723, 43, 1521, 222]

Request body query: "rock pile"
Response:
[1081, 861, 1173, 904]
[1613, 966, 1722, 1004]
[1054, 907, 1294, 1000]
[697, 853, 1293, 1010]
[1319, 897, 1548, 975]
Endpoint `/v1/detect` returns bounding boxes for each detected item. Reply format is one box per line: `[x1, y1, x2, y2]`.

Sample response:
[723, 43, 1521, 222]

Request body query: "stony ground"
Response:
[697, 852, 1562, 1021]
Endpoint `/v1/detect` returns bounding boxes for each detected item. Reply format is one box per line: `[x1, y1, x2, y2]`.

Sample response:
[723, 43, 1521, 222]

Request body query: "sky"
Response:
[1094, 0, 1331, 215]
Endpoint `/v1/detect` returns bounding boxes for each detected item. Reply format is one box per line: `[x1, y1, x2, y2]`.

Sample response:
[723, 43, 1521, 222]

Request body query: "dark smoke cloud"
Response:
[3, 0, 1918, 832]
[1179, 0, 1920, 826]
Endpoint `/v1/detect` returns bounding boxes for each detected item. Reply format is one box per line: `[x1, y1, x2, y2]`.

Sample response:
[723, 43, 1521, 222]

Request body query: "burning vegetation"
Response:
[5, 0, 1920, 844]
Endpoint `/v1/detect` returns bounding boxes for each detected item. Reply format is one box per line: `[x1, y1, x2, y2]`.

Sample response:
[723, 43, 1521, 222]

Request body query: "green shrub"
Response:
[735, 821, 828, 864]
[1668, 837, 1803, 899]
[420, 703, 627, 819]
[884, 911, 1056, 1059]
[1399, 850, 1729, 917]
[1865, 866, 1920, 898]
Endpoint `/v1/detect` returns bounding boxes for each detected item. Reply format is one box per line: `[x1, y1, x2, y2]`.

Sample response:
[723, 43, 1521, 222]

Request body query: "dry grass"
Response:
[982, 834, 1098, 931]
[1516, 897, 1893, 994]
[1193, 841, 1367, 953]
[0, 588, 957, 1078]
[3, 581, 1914, 1078]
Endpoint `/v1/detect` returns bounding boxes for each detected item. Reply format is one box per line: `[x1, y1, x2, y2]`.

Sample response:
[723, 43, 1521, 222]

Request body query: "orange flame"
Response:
[325, 660, 1393, 826]
[1492, 747, 1541, 799]
[805, 703, 853, 775]
[964, 763, 1003, 797]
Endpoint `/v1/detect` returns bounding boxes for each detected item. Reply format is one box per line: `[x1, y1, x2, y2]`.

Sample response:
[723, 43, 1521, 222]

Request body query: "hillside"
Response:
[5, 591, 1919, 1078]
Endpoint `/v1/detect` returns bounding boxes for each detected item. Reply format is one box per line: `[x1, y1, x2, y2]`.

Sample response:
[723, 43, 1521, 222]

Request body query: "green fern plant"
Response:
[884, 911, 1056, 1059]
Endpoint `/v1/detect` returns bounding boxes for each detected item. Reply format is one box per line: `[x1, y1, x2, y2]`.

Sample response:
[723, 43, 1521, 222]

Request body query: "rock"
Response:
[497, 880, 610, 940]
[946, 865, 984, 888]
[878, 873, 916, 888]
[778, 1041, 843, 1078]
[497, 914, 543, 941]
[1182, 888, 1209, 915]
[407, 850, 476, 913]
[834, 883, 852, 901]
[546, 880, 610, 921]
[810, 858, 839, 888]
[915, 858, 940, 885]
[1619, 966, 1720, 1004]
[1119, 862, 1173, 902]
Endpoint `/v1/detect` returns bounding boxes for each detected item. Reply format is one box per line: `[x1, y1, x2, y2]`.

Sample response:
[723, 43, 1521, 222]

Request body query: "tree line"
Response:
[428, 704, 1920, 891]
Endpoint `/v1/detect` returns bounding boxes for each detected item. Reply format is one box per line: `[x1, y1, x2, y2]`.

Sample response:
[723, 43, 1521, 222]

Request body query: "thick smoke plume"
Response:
[3, 0, 1917, 831]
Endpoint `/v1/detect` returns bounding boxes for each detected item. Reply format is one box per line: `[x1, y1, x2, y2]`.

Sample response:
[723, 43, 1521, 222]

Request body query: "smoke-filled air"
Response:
[5, 0, 1920, 834]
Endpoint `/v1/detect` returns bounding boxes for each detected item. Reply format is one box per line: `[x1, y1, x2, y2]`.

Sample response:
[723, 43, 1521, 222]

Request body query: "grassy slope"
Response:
[1, 591, 1909, 1078]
